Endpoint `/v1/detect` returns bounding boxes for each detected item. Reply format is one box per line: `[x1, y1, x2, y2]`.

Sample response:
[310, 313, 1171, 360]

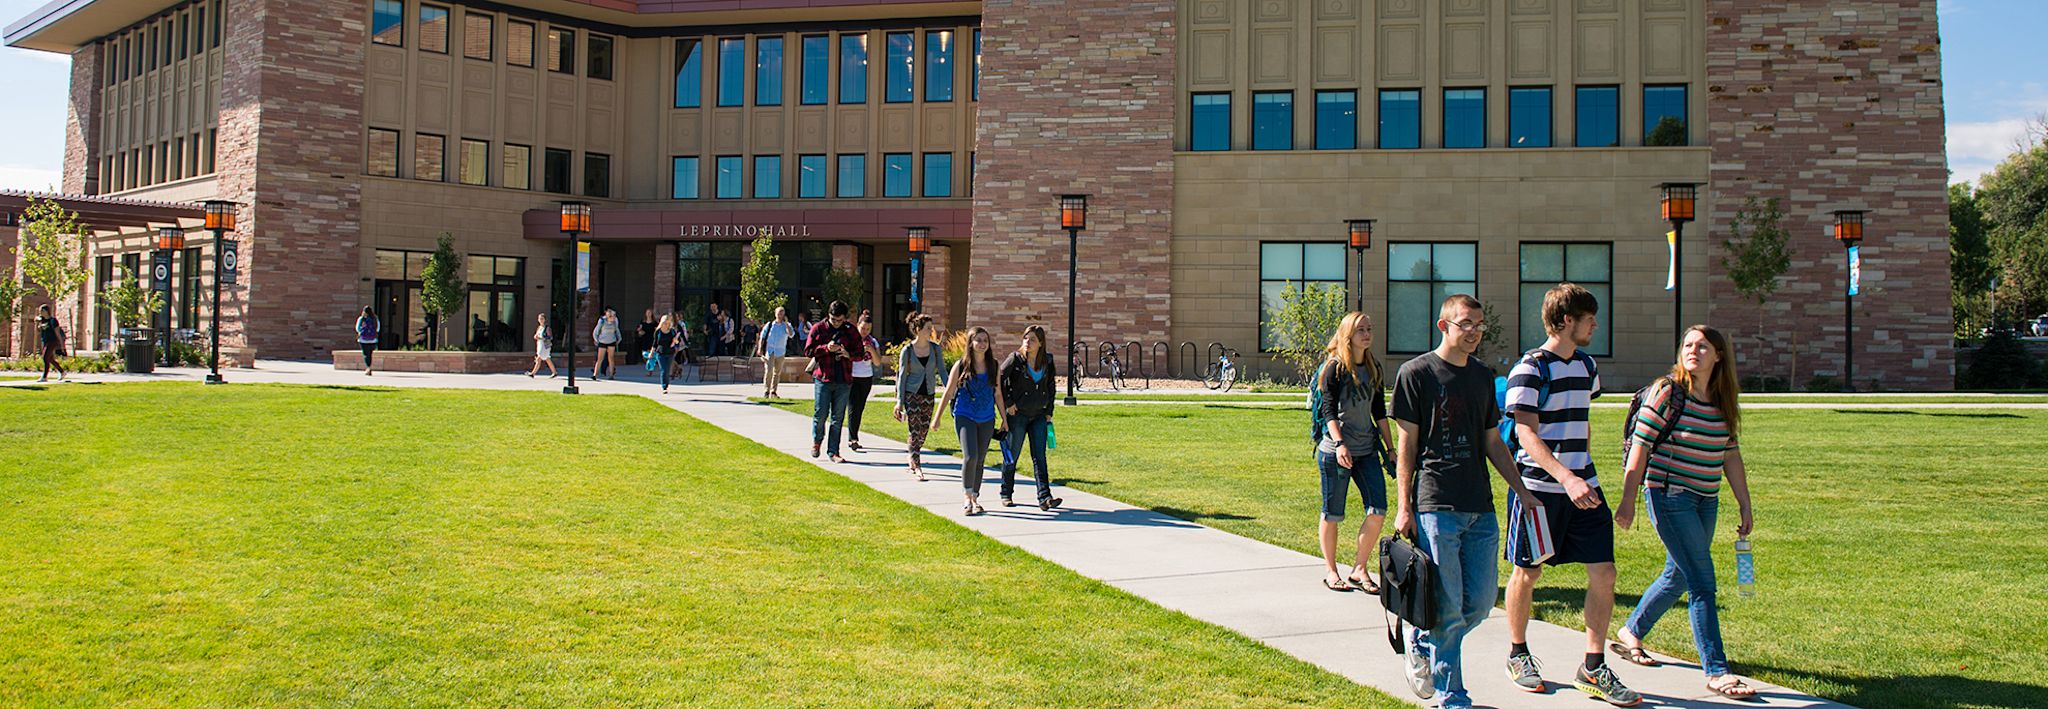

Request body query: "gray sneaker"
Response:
[1405, 644, 1435, 700]
[1573, 664, 1642, 707]
[1506, 652, 1545, 692]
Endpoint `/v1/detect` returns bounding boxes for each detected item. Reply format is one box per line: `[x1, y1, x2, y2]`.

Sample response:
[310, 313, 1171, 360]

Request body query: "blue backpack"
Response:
[1496, 349, 1558, 451]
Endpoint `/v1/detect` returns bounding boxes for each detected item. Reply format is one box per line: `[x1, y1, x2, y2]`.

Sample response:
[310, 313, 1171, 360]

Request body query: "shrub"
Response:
[1804, 374, 1845, 393]
[1961, 324, 2048, 390]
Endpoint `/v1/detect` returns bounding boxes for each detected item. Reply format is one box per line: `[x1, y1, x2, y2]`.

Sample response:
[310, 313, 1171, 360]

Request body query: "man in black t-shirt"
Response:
[1390, 294, 1541, 709]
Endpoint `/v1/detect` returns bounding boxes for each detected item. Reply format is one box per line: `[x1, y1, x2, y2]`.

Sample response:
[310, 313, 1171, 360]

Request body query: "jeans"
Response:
[1316, 447, 1386, 521]
[1410, 510, 1500, 709]
[655, 351, 674, 390]
[955, 418, 996, 494]
[812, 381, 852, 455]
[1624, 487, 1729, 677]
[848, 376, 875, 440]
[1000, 414, 1052, 502]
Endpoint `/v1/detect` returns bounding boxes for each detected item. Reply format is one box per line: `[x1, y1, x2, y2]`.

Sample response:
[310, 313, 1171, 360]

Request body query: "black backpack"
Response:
[1621, 377, 1688, 463]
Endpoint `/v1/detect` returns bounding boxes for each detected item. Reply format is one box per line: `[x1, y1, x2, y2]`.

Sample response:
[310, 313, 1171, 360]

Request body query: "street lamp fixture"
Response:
[157, 226, 186, 251]
[1345, 219, 1374, 312]
[200, 200, 236, 385]
[1834, 209, 1868, 392]
[559, 201, 591, 395]
[1058, 194, 1089, 407]
[1658, 182, 1698, 347]
[905, 226, 931, 310]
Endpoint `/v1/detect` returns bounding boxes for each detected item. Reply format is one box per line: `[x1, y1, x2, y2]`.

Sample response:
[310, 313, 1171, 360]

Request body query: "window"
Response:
[839, 34, 868, 104]
[1443, 88, 1485, 149]
[367, 127, 396, 175]
[419, 5, 448, 53]
[1251, 92, 1293, 150]
[1378, 89, 1420, 149]
[373, 249, 433, 349]
[671, 156, 699, 199]
[173, 14, 185, 60]
[755, 36, 782, 106]
[717, 38, 744, 106]
[1575, 85, 1618, 147]
[715, 156, 742, 198]
[1643, 84, 1687, 146]
[1191, 93, 1230, 151]
[463, 255, 525, 352]
[180, 247, 202, 328]
[543, 148, 571, 193]
[1387, 242, 1477, 352]
[503, 144, 530, 189]
[1519, 243, 1613, 355]
[836, 154, 865, 197]
[458, 138, 488, 185]
[462, 12, 491, 60]
[371, 0, 402, 46]
[925, 30, 953, 102]
[171, 137, 185, 180]
[547, 27, 573, 74]
[583, 153, 610, 197]
[507, 20, 534, 67]
[884, 31, 913, 103]
[203, 128, 216, 174]
[193, 5, 204, 54]
[798, 154, 826, 198]
[800, 35, 828, 105]
[1258, 243, 1347, 351]
[922, 153, 952, 197]
[586, 34, 612, 80]
[973, 29, 980, 101]
[1508, 87, 1551, 148]
[674, 38, 701, 108]
[753, 155, 781, 198]
[95, 255, 114, 344]
[1314, 90, 1356, 150]
[210, 0, 221, 48]
[882, 153, 912, 197]
[414, 133, 445, 181]
[675, 241, 746, 334]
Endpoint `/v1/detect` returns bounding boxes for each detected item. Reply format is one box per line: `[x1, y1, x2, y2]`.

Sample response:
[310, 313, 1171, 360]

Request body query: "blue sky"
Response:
[1, 0, 2043, 191]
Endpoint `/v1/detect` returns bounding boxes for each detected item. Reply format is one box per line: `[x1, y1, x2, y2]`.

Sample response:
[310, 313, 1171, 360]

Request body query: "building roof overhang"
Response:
[0, 189, 207, 232]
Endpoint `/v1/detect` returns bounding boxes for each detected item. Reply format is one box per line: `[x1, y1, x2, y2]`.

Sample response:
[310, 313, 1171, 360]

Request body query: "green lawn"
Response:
[787, 398, 2048, 709]
[0, 383, 1400, 707]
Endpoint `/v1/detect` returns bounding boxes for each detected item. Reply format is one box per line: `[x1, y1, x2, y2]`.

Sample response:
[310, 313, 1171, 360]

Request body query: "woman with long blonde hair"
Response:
[932, 326, 1007, 516]
[1313, 311, 1393, 592]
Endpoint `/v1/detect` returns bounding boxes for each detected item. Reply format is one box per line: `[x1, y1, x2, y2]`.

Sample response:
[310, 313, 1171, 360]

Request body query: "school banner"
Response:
[1848, 245, 1861, 296]
[575, 241, 591, 293]
[1664, 230, 1677, 291]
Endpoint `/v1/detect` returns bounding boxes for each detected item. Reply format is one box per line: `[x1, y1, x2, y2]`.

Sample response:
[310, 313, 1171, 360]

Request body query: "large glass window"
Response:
[179, 247, 202, 329]
[373, 250, 432, 348]
[839, 34, 868, 104]
[94, 255, 114, 345]
[462, 12, 491, 60]
[753, 155, 781, 198]
[458, 138, 488, 185]
[674, 38, 701, 108]
[1191, 93, 1230, 151]
[367, 128, 399, 176]
[1643, 84, 1688, 146]
[717, 38, 745, 106]
[1387, 242, 1478, 352]
[836, 154, 865, 197]
[716, 156, 742, 198]
[1509, 86, 1552, 148]
[507, 20, 533, 67]
[1314, 90, 1357, 150]
[755, 36, 783, 106]
[1575, 85, 1619, 147]
[885, 32, 914, 103]
[503, 144, 530, 189]
[419, 5, 448, 53]
[1258, 242, 1347, 351]
[1252, 91, 1293, 150]
[923, 153, 952, 197]
[798, 154, 826, 198]
[883, 153, 912, 197]
[371, 0, 402, 46]
[671, 156, 699, 199]
[675, 242, 746, 340]
[583, 153, 610, 198]
[464, 255, 525, 352]
[586, 34, 613, 80]
[1519, 243, 1613, 355]
[1379, 89, 1420, 149]
[925, 30, 953, 102]
[543, 148, 571, 193]
[414, 133, 445, 181]
[1443, 88, 1485, 149]
[800, 35, 828, 105]
[547, 28, 573, 74]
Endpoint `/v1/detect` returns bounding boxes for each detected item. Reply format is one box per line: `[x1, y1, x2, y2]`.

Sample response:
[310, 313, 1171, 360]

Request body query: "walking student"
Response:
[845, 313, 882, 452]
[592, 307, 622, 380]
[651, 314, 683, 394]
[705, 302, 725, 356]
[355, 306, 380, 376]
[1314, 312, 1391, 592]
[997, 324, 1064, 511]
[1614, 325, 1758, 701]
[807, 301, 862, 462]
[1501, 283, 1639, 706]
[526, 313, 557, 378]
[894, 312, 946, 481]
[635, 308, 657, 367]
[35, 304, 67, 382]
[1391, 294, 1543, 709]
[933, 326, 1007, 516]
[756, 306, 793, 398]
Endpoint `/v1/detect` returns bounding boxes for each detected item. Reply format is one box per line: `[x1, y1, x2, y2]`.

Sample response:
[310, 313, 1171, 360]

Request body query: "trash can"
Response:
[123, 329, 156, 374]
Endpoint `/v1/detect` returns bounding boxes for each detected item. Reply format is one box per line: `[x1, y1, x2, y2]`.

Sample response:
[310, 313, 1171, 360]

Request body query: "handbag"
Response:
[1378, 533, 1439, 653]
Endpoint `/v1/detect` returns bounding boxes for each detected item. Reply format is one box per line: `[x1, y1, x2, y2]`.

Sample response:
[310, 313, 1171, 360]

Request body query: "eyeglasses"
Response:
[1447, 319, 1484, 332]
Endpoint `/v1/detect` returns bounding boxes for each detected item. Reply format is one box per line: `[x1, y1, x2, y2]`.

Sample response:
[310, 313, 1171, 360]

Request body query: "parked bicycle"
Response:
[1204, 349, 1238, 392]
[1100, 344, 1130, 391]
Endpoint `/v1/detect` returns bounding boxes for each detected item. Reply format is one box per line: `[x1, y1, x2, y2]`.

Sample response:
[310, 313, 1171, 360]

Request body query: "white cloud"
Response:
[0, 164, 63, 192]
[0, 46, 71, 66]
[1948, 117, 2042, 186]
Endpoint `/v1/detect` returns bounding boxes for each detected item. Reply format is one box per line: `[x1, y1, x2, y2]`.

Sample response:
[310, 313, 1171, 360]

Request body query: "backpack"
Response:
[1308, 360, 1380, 445]
[1496, 349, 1554, 451]
[1621, 377, 1689, 464]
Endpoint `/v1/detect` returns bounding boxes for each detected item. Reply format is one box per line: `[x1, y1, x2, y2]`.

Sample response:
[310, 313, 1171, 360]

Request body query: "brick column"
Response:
[653, 242, 677, 315]
[921, 243, 951, 331]
[63, 45, 101, 195]
[1704, 0, 1952, 390]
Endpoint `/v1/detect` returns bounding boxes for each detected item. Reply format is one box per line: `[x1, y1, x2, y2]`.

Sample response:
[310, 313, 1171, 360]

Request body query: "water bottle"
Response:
[1733, 536, 1756, 598]
[1047, 421, 1057, 450]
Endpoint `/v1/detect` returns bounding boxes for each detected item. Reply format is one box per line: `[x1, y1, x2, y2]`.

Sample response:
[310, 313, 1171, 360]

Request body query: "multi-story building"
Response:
[4, 0, 1953, 388]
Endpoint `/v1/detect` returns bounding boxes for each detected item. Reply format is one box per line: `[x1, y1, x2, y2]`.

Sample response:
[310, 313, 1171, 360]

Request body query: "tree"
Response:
[1646, 116, 1688, 147]
[1974, 115, 2048, 327]
[1992, 220, 2048, 325]
[1951, 184, 1996, 338]
[822, 266, 865, 314]
[98, 265, 164, 332]
[419, 233, 467, 349]
[1265, 281, 1348, 383]
[15, 197, 91, 333]
[1721, 196, 1792, 377]
[739, 234, 787, 326]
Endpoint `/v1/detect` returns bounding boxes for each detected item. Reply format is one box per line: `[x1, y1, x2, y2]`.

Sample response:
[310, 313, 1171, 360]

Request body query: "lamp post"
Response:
[1345, 219, 1375, 312]
[201, 200, 235, 385]
[906, 226, 931, 312]
[1059, 194, 1088, 407]
[560, 201, 591, 395]
[1833, 209, 1867, 392]
[156, 226, 185, 366]
[1658, 182, 1698, 346]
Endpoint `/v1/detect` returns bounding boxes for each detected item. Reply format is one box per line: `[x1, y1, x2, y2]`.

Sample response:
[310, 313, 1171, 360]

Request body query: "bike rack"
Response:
[1177, 341, 1198, 380]
[1122, 341, 1150, 389]
[1152, 341, 1172, 379]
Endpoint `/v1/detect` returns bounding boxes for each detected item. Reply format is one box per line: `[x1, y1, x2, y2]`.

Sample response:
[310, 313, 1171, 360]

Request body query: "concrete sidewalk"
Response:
[10, 361, 1850, 708]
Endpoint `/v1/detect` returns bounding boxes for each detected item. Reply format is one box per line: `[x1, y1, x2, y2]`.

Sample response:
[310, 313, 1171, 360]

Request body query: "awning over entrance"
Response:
[520, 206, 972, 242]
[0, 189, 206, 232]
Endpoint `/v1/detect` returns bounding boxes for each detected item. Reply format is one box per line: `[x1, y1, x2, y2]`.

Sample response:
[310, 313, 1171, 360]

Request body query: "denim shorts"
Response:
[1317, 447, 1387, 521]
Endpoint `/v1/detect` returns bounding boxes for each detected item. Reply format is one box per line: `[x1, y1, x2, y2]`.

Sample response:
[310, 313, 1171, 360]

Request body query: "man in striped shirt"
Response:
[1500, 283, 1639, 706]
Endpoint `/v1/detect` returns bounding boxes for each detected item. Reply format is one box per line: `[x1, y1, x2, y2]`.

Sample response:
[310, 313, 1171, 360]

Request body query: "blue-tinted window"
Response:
[753, 156, 781, 198]
[1191, 93, 1230, 151]
[839, 35, 867, 105]
[1575, 86, 1619, 147]
[1314, 90, 1357, 150]
[672, 156, 699, 199]
[1252, 92, 1293, 150]
[674, 39, 702, 108]
[717, 38, 745, 107]
[925, 30, 954, 102]
[716, 156, 741, 198]
[1443, 88, 1485, 149]
[800, 35, 828, 105]
[1387, 242, 1478, 353]
[798, 155, 827, 197]
[371, 0, 403, 46]
[973, 30, 981, 101]
[923, 153, 952, 197]
[885, 32, 914, 103]
[1378, 90, 1420, 149]
[883, 153, 911, 197]
[1643, 84, 1688, 146]
[836, 154, 865, 197]
[1508, 87, 1551, 148]
[755, 37, 782, 106]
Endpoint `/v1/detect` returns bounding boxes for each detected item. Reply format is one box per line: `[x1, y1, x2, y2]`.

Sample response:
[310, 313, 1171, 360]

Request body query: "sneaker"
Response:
[1506, 652, 1545, 693]
[1574, 664, 1642, 707]
[1000, 496, 1016, 507]
[1405, 644, 1435, 700]
[35, 377, 48, 383]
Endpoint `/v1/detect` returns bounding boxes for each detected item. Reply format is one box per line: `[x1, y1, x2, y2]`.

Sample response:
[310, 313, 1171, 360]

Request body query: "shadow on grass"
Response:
[1150, 505, 1257, 523]
[1831, 410, 2024, 419]
[1732, 660, 2048, 709]
[305, 384, 399, 393]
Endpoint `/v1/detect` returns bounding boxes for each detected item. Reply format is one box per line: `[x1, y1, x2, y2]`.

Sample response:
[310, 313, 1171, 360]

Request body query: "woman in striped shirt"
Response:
[1613, 325, 1757, 700]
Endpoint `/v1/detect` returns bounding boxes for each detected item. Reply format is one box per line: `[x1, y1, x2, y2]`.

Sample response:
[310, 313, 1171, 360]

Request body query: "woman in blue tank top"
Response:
[933, 326, 1007, 516]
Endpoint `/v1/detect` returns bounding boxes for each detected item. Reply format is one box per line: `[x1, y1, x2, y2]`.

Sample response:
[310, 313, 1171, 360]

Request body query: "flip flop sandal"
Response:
[1708, 678, 1758, 700]
[1608, 642, 1661, 667]
[1349, 575, 1379, 594]
[1322, 577, 1355, 592]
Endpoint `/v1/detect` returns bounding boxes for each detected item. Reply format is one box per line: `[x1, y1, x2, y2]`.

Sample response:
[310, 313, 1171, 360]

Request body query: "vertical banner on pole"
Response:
[575, 241, 591, 293]
[221, 240, 240, 285]
[1663, 230, 1677, 291]
[1847, 245, 1861, 296]
[152, 251, 173, 294]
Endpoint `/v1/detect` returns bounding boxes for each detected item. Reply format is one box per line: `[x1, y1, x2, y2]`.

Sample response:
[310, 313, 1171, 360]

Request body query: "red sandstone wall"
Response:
[62, 45, 100, 195]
